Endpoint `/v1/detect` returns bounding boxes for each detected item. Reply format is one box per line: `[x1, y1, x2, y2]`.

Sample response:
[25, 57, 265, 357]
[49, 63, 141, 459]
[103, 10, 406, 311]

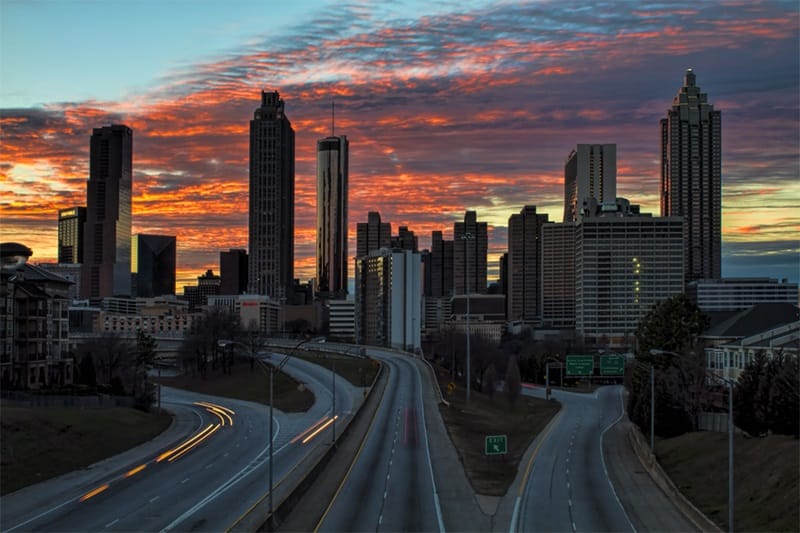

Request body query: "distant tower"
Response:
[507, 206, 549, 324]
[563, 144, 616, 222]
[132, 234, 176, 297]
[316, 134, 349, 298]
[58, 206, 86, 264]
[220, 249, 248, 295]
[80, 125, 133, 298]
[249, 90, 295, 298]
[356, 212, 391, 258]
[661, 69, 721, 281]
[453, 211, 488, 295]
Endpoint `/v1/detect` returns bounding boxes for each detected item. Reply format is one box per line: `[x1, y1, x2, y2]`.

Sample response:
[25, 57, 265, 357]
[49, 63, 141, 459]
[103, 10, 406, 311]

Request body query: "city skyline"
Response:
[2, 1, 798, 287]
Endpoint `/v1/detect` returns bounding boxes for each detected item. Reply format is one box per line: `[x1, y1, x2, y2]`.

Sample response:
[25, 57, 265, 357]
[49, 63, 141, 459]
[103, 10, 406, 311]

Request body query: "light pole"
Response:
[217, 335, 323, 527]
[461, 232, 474, 402]
[544, 356, 560, 400]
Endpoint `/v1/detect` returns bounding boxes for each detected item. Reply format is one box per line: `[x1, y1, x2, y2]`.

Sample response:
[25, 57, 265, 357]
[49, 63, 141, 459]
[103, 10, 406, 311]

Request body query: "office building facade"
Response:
[427, 230, 453, 298]
[316, 135, 349, 298]
[249, 90, 295, 299]
[356, 211, 391, 258]
[688, 278, 799, 312]
[453, 211, 487, 295]
[81, 125, 133, 298]
[661, 69, 722, 281]
[58, 206, 86, 264]
[541, 221, 576, 329]
[507, 205, 549, 324]
[132, 234, 176, 298]
[564, 144, 616, 222]
[220, 249, 248, 295]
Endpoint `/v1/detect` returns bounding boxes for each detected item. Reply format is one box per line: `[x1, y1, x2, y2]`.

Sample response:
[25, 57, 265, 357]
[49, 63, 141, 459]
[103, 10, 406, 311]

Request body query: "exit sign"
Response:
[485, 434, 507, 455]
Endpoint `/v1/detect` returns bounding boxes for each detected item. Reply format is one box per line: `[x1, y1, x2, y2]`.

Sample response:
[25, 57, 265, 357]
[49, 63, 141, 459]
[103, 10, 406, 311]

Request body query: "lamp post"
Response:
[461, 232, 474, 402]
[544, 356, 560, 400]
[651, 348, 734, 533]
[217, 335, 323, 527]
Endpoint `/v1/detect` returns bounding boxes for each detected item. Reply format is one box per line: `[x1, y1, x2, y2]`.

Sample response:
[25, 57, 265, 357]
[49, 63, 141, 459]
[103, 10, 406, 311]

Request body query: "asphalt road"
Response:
[1, 356, 359, 532]
[316, 348, 444, 533]
[514, 385, 635, 533]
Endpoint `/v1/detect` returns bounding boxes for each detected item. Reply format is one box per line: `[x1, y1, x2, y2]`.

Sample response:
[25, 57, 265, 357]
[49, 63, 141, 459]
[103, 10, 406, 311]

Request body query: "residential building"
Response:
[661, 69, 722, 281]
[58, 206, 86, 264]
[507, 205, 549, 324]
[688, 278, 799, 312]
[249, 90, 295, 299]
[356, 211, 391, 258]
[220, 249, 248, 295]
[132, 234, 176, 298]
[453, 211, 487, 295]
[575, 198, 684, 346]
[81, 125, 133, 298]
[37, 263, 82, 301]
[563, 144, 616, 222]
[316, 135, 349, 298]
[541, 221, 577, 329]
[355, 248, 422, 351]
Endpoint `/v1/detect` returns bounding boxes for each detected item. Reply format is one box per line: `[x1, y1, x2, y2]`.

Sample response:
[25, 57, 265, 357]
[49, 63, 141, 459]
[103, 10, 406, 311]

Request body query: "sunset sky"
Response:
[1, 0, 798, 289]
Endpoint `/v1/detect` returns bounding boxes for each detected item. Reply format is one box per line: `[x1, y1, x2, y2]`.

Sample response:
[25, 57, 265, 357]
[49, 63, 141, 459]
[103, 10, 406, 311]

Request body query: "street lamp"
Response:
[544, 356, 561, 400]
[461, 232, 474, 402]
[217, 335, 323, 527]
[651, 348, 735, 533]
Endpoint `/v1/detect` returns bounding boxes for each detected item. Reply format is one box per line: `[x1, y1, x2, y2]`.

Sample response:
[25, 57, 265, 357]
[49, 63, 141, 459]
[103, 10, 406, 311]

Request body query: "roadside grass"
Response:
[296, 351, 380, 391]
[434, 365, 560, 496]
[657, 431, 799, 532]
[0, 406, 171, 496]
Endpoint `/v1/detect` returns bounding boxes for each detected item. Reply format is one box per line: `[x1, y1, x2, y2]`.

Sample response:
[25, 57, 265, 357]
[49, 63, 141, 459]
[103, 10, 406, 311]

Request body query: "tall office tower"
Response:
[541, 222, 576, 329]
[80, 125, 133, 299]
[316, 135, 349, 298]
[563, 144, 616, 222]
[661, 68, 721, 281]
[132, 234, 176, 297]
[498, 252, 508, 299]
[249, 90, 295, 299]
[356, 211, 391, 258]
[391, 226, 418, 252]
[355, 248, 422, 351]
[575, 198, 684, 346]
[427, 231, 454, 297]
[453, 211, 488, 295]
[507, 206, 549, 324]
[58, 207, 86, 264]
[220, 248, 248, 295]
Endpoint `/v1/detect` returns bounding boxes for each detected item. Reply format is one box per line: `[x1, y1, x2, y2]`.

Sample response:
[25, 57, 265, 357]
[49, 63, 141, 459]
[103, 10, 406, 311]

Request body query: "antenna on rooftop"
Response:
[331, 100, 335, 137]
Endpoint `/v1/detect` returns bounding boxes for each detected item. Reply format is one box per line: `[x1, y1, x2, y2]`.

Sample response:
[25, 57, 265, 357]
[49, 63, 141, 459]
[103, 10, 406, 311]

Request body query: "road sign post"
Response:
[485, 434, 507, 456]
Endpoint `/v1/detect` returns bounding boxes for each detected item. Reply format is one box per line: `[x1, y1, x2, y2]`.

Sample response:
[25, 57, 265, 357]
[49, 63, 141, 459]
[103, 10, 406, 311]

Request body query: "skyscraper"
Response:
[80, 125, 132, 299]
[58, 206, 86, 264]
[249, 90, 295, 299]
[427, 230, 453, 297]
[316, 135, 348, 298]
[661, 68, 721, 281]
[391, 226, 418, 252]
[356, 212, 391, 258]
[132, 234, 176, 297]
[563, 144, 616, 222]
[507, 205, 549, 324]
[453, 211, 487, 295]
[220, 248, 248, 295]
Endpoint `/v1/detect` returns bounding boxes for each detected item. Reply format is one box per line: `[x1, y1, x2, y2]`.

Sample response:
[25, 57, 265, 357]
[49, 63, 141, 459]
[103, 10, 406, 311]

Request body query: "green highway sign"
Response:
[600, 355, 626, 376]
[566, 355, 594, 376]
[485, 434, 507, 455]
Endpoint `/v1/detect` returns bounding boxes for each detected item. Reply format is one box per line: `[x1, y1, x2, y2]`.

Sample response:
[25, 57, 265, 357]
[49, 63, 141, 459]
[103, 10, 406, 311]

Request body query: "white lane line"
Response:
[383, 491, 388, 499]
[150, 496, 160, 503]
[181, 478, 190, 484]
[105, 518, 119, 528]
[599, 386, 638, 533]
[205, 463, 214, 469]
[386, 473, 390, 481]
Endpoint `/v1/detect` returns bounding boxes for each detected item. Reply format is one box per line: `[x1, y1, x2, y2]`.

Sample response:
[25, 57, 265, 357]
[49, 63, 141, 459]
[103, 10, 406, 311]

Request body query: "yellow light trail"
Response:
[168, 424, 221, 462]
[124, 464, 147, 478]
[157, 424, 216, 462]
[195, 401, 235, 426]
[291, 416, 329, 443]
[302, 416, 338, 445]
[79, 484, 110, 502]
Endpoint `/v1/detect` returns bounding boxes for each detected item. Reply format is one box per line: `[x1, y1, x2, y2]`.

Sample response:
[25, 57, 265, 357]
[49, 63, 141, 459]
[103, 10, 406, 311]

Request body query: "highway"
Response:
[316, 348, 443, 532]
[1, 356, 359, 532]
[513, 384, 634, 533]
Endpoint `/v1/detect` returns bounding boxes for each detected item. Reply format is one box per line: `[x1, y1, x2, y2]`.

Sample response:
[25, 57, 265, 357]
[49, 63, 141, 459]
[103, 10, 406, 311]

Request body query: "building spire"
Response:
[331, 100, 335, 137]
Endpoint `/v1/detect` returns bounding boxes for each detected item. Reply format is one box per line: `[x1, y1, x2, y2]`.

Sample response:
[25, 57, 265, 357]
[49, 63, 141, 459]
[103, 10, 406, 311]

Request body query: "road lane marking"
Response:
[181, 478, 190, 484]
[599, 386, 637, 533]
[150, 496, 160, 503]
[105, 518, 119, 528]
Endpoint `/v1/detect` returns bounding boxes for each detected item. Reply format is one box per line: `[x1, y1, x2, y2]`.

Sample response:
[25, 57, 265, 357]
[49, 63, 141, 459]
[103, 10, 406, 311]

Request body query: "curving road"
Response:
[316, 347, 443, 533]
[1, 356, 359, 532]
[514, 385, 634, 533]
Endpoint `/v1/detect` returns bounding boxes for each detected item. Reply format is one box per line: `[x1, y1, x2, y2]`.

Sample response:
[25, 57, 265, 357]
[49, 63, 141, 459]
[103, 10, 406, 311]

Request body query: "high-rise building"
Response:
[316, 135, 349, 298]
[220, 248, 248, 295]
[391, 226, 418, 252]
[132, 234, 176, 297]
[661, 69, 722, 282]
[355, 248, 422, 351]
[183, 269, 221, 311]
[564, 144, 616, 222]
[427, 230, 453, 297]
[507, 205, 549, 324]
[541, 222, 576, 329]
[80, 125, 133, 299]
[356, 211, 391, 258]
[58, 206, 86, 264]
[575, 198, 684, 346]
[249, 90, 295, 299]
[453, 211, 487, 295]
